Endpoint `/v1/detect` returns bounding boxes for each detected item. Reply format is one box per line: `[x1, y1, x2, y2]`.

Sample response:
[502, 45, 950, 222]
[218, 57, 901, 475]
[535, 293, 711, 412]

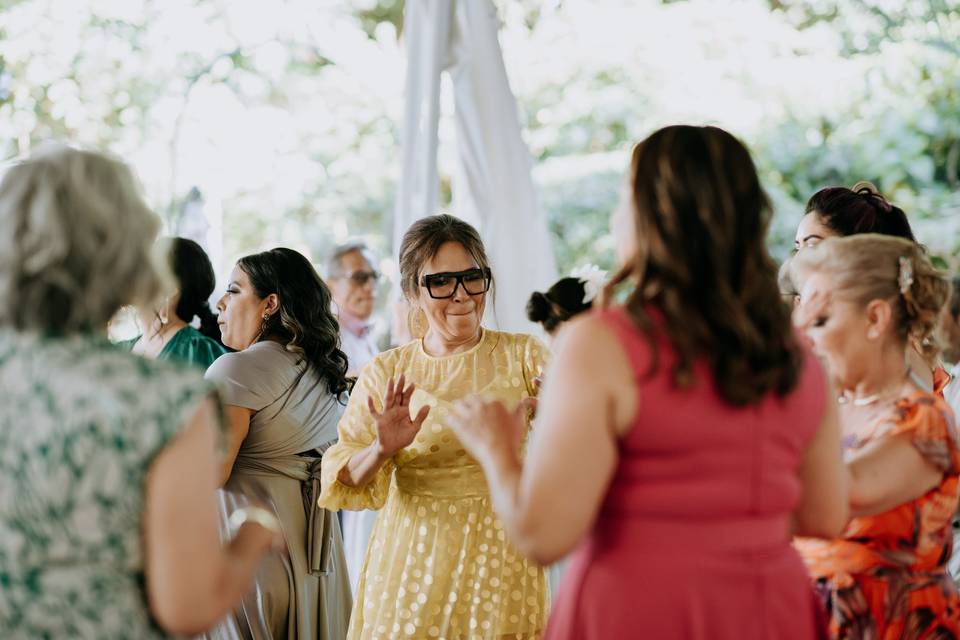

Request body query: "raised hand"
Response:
[368, 374, 430, 457]
[792, 289, 831, 333]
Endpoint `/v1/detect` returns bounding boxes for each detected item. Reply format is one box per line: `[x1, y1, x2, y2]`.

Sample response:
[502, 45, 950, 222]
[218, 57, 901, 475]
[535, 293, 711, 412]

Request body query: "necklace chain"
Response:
[837, 367, 911, 407]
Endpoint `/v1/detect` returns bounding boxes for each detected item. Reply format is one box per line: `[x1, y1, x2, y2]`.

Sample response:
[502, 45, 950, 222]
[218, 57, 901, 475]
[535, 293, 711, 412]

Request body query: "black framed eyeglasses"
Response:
[419, 267, 492, 299]
[343, 270, 380, 286]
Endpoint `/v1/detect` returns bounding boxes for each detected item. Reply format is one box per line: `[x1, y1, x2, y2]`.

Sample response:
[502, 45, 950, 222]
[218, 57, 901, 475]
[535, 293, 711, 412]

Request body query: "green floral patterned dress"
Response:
[0, 330, 216, 639]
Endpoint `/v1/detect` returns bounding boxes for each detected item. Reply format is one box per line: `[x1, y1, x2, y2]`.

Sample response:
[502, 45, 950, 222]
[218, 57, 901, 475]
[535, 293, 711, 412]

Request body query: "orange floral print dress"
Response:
[797, 391, 960, 639]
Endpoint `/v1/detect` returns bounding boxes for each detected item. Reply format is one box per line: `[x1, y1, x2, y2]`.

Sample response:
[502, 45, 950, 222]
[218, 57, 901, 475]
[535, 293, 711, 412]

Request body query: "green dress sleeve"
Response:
[162, 326, 230, 370]
[113, 336, 140, 351]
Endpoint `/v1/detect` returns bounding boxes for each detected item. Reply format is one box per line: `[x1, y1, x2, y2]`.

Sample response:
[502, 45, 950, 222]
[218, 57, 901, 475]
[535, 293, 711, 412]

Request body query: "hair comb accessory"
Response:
[898, 256, 914, 295]
[852, 180, 892, 212]
[570, 264, 608, 304]
[852, 180, 881, 196]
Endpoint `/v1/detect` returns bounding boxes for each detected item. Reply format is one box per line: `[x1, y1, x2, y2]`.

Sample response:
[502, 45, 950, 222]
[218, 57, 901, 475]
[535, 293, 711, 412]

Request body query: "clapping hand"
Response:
[369, 374, 430, 457]
[524, 376, 543, 417]
[449, 397, 530, 466]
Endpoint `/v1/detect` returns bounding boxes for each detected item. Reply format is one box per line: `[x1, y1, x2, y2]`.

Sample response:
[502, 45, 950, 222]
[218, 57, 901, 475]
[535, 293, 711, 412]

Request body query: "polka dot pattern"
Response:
[318, 330, 549, 639]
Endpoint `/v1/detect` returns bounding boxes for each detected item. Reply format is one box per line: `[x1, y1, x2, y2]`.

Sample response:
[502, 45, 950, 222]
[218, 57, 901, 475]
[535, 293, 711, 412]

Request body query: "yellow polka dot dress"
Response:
[318, 330, 549, 639]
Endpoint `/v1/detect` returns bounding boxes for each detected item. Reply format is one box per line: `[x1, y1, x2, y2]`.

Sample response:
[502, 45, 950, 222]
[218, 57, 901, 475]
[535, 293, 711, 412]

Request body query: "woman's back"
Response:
[0, 331, 211, 638]
[202, 340, 351, 640]
[205, 341, 342, 459]
[602, 308, 823, 520]
[547, 308, 828, 639]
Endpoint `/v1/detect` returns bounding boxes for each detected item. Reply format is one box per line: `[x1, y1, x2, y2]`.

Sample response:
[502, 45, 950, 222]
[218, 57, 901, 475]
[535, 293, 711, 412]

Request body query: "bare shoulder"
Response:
[555, 313, 623, 360]
[549, 313, 638, 434]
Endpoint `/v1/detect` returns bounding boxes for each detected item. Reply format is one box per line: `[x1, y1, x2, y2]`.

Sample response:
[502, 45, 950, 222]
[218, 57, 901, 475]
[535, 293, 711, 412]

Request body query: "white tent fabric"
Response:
[393, 0, 557, 333]
[347, 0, 564, 602]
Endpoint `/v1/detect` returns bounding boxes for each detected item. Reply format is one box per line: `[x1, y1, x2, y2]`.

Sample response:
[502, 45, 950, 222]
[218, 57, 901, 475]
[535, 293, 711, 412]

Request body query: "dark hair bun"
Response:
[526, 291, 552, 323]
[526, 277, 592, 334]
[804, 183, 914, 241]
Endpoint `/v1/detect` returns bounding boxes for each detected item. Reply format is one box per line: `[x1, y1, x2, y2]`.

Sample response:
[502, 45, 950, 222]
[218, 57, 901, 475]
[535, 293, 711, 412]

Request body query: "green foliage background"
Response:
[1, 0, 957, 279]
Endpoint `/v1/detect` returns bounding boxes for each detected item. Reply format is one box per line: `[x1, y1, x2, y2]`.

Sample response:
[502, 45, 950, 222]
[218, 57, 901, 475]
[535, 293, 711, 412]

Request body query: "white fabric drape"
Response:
[393, 0, 557, 333]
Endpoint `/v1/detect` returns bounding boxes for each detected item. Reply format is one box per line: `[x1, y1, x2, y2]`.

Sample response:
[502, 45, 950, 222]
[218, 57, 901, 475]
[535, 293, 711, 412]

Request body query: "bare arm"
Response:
[451, 316, 634, 565]
[144, 397, 276, 634]
[791, 381, 848, 538]
[846, 432, 942, 517]
[218, 405, 252, 486]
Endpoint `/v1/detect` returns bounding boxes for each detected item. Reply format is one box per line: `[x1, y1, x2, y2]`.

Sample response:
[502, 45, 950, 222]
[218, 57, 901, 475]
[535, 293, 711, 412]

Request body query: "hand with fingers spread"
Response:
[449, 397, 529, 467]
[792, 289, 831, 347]
[369, 374, 431, 458]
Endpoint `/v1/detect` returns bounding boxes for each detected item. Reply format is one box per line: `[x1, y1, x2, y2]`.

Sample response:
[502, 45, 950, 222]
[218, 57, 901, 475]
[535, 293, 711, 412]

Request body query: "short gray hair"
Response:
[326, 240, 375, 279]
[0, 146, 167, 333]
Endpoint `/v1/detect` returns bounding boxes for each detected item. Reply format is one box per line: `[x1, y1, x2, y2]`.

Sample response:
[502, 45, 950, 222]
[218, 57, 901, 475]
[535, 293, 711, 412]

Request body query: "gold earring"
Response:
[260, 312, 270, 336]
[407, 308, 428, 339]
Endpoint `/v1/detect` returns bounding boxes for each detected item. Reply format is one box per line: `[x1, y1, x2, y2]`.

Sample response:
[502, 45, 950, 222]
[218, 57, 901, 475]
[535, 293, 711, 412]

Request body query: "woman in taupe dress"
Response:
[203, 247, 352, 639]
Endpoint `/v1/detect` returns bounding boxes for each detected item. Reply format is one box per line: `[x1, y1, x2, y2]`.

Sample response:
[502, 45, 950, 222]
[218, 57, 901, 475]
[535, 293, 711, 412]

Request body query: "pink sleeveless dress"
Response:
[545, 307, 828, 640]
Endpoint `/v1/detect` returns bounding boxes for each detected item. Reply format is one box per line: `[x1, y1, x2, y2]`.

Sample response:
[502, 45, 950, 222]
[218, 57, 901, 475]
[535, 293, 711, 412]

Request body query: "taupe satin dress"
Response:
[202, 341, 352, 639]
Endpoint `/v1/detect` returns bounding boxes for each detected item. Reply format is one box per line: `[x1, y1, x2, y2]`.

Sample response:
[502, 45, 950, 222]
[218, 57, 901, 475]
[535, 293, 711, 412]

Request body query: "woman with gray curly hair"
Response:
[0, 146, 278, 638]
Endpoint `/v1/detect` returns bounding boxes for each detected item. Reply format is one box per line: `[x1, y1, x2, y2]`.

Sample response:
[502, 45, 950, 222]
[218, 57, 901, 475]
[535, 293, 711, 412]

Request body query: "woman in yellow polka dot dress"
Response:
[318, 215, 549, 639]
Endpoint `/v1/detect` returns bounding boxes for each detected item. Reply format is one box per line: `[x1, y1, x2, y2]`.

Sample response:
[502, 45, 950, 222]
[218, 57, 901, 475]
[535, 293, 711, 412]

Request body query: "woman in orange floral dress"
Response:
[792, 234, 960, 639]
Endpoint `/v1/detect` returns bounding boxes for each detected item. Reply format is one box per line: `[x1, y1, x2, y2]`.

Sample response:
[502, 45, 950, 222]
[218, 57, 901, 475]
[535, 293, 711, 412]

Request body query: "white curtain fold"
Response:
[394, 0, 557, 333]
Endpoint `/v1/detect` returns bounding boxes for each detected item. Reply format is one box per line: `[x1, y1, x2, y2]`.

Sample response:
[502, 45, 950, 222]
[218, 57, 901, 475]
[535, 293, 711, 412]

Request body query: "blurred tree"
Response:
[1, 0, 956, 281]
[755, 0, 960, 262]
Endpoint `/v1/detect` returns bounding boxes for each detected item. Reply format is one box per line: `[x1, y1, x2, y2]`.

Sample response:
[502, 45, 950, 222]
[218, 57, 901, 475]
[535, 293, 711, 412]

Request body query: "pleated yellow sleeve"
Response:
[317, 355, 395, 511]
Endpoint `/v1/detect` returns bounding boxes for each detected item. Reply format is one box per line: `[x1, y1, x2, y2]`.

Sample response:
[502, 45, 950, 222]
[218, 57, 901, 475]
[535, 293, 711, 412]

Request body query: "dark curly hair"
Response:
[603, 125, 801, 406]
[804, 181, 915, 241]
[238, 248, 349, 399]
[526, 277, 591, 334]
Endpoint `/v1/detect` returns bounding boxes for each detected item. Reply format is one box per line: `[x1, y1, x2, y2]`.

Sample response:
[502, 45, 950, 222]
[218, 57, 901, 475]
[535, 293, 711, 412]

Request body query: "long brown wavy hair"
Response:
[603, 125, 801, 406]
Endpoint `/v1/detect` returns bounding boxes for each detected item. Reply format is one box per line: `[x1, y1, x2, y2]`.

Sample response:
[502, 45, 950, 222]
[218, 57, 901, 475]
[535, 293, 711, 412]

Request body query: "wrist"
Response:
[229, 506, 282, 535]
[372, 440, 395, 462]
[481, 441, 521, 473]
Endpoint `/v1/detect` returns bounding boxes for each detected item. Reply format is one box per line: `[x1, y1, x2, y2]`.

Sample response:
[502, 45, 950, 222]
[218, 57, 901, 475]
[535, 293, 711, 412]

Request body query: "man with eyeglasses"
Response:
[326, 241, 381, 380]
[325, 240, 382, 594]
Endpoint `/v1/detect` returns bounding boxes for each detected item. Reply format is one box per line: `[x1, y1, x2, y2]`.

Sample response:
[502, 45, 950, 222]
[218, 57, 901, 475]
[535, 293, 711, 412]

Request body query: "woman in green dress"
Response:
[0, 146, 278, 638]
[119, 236, 229, 368]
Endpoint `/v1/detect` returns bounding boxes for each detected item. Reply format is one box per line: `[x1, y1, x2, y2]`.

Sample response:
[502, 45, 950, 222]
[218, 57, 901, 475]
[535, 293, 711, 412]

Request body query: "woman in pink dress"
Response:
[450, 124, 848, 639]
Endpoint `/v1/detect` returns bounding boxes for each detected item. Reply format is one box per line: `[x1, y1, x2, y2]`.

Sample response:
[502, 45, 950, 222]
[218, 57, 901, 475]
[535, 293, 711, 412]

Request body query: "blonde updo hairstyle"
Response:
[791, 234, 948, 363]
[0, 146, 167, 334]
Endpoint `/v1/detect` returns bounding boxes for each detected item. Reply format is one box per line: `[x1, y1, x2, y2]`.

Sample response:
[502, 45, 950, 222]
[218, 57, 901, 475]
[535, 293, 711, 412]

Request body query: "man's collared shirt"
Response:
[339, 310, 378, 378]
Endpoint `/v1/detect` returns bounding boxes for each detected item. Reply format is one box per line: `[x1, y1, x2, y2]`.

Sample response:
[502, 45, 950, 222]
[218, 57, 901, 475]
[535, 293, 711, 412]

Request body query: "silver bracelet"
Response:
[228, 506, 282, 535]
